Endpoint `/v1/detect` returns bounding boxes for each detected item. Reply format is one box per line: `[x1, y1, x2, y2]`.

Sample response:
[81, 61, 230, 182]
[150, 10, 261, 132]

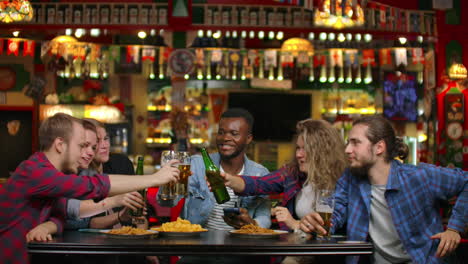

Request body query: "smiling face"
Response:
[78, 129, 98, 169]
[94, 127, 110, 164]
[216, 117, 252, 160]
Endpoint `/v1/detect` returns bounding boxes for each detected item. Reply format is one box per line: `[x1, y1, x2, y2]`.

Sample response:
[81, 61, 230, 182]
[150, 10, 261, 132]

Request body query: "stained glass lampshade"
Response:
[448, 63, 467, 80]
[0, 0, 33, 23]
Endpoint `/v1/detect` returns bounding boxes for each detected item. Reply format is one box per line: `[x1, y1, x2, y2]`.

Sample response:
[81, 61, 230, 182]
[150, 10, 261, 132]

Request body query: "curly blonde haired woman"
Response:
[222, 119, 347, 232]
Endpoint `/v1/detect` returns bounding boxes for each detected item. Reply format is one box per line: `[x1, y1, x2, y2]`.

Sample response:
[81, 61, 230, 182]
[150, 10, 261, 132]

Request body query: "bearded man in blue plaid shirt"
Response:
[301, 115, 466, 264]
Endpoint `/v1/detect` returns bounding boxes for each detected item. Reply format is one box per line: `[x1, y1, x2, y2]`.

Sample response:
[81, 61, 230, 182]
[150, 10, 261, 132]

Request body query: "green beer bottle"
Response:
[130, 156, 146, 216]
[200, 148, 230, 204]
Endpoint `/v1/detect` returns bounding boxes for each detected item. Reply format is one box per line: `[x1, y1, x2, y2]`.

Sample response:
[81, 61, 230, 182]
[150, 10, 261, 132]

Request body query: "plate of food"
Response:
[229, 224, 288, 238]
[151, 217, 208, 237]
[101, 226, 159, 239]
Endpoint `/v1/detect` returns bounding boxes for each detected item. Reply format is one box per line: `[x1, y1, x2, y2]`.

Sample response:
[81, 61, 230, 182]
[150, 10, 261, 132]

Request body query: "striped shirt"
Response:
[206, 165, 243, 230]
[332, 160, 467, 264]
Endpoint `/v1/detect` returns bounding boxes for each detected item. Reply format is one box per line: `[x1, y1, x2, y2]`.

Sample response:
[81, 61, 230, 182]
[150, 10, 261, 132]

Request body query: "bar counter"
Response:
[28, 230, 372, 257]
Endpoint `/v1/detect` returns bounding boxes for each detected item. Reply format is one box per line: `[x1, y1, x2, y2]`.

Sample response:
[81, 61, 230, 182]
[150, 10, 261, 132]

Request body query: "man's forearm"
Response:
[79, 197, 119, 218]
[108, 175, 159, 196]
[229, 176, 246, 193]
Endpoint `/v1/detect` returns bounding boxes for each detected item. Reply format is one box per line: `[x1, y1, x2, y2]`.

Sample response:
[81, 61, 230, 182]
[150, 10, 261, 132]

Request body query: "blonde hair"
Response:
[82, 118, 106, 172]
[39, 113, 82, 151]
[291, 119, 347, 190]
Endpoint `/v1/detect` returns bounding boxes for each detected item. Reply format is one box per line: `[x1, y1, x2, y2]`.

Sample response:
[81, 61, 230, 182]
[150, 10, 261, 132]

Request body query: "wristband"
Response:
[447, 228, 460, 234]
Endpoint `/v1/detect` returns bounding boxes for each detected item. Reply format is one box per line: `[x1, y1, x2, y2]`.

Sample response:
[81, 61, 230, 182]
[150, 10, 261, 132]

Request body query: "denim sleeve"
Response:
[252, 197, 272, 228]
[251, 166, 271, 228]
[425, 164, 468, 232]
[65, 217, 91, 230]
[331, 170, 349, 233]
[66, 199, 81, 219]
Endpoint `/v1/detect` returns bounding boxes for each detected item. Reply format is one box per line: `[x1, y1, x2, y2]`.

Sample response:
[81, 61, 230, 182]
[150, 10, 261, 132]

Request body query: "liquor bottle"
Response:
[130, 156, 146, 216]
[200, 148, 230, 204]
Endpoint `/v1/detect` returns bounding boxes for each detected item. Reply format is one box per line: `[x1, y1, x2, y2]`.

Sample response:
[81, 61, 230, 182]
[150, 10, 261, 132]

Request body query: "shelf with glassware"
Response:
[38, 103, 133, 154]
[3, 1, 436, 39]
[192, 1, 435, 35]
[146, 83, 210, 149]
[25, 2, 168, 26]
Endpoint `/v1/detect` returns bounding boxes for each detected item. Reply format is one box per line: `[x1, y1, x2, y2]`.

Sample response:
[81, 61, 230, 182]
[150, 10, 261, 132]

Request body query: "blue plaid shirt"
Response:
[332, 160, 467, 264]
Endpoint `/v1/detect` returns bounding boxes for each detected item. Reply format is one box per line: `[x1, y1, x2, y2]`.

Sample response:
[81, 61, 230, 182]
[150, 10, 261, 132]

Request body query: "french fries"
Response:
[107, 226, 153, 235]
[154, 217, 207, 232]
[233, 224, 276, 234]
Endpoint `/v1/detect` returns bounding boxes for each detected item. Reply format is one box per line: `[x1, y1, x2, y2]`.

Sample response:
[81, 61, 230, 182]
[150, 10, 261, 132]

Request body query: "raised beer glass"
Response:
[315, 189, 335, 238]
[176, 151, 191, 196]
[158, 150, 178, 200]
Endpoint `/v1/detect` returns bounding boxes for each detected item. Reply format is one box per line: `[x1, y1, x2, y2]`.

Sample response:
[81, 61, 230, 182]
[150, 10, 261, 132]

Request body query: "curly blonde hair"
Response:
[291, 119, 347, 190]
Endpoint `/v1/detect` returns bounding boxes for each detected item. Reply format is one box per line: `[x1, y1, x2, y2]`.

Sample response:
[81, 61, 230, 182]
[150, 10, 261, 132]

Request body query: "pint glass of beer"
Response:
[315, 189, 335, 238]
[158, 150, 178, 200]
[176, 151, 191, 196]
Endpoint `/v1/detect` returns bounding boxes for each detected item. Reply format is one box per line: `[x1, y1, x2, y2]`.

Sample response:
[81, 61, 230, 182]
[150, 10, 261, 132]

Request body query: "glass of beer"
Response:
[176, 151, 191, 196]
[158, 150, 179, 200]
[315, 189, 335, 239]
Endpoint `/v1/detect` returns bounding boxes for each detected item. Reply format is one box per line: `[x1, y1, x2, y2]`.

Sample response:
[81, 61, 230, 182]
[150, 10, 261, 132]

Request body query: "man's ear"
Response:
[246, 133, 253, 145]
[374, 140, 386, 156]
[53, 137, 66, 154]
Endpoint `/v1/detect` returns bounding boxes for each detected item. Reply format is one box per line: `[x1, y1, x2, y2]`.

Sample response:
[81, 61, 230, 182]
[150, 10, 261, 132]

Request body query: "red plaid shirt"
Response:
[0, 152, 110, 264]
[240, 165, 306, 231]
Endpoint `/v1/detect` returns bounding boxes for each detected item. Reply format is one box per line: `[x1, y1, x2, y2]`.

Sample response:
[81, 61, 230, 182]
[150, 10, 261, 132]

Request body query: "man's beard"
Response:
[219, 144, 246, 160]
[349, 161, 373, 181]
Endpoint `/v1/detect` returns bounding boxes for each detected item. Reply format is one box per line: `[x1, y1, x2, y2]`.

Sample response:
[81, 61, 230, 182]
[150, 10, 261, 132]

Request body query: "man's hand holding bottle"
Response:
[206, 171, 246, 193]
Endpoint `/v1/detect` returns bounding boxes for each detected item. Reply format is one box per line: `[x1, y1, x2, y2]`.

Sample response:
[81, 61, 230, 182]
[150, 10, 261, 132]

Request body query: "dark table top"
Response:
[28, 230, 372, 256]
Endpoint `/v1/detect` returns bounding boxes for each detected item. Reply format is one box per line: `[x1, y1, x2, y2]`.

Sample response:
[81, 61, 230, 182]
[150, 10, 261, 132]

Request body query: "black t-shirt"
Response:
[103, 153, 135, 175]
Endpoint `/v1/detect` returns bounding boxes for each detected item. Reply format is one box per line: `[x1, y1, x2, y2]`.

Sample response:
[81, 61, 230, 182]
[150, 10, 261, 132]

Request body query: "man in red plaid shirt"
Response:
[0, 113, 180, 264]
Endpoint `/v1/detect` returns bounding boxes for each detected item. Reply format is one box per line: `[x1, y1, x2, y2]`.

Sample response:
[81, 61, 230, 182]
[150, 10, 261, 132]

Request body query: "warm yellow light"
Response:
[448, 63, 467, 80]
[138, 31, 147, 39]
[189, 138, 204, 144]
[0, 0, 34, 23]
[281, 38, 314, 56]
[51, 35, 78, 43]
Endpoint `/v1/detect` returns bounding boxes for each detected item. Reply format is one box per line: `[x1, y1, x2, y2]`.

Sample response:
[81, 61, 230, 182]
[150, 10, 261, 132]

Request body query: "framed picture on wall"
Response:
[0, 108, 34, 178]
[383, 71, 418, 122]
